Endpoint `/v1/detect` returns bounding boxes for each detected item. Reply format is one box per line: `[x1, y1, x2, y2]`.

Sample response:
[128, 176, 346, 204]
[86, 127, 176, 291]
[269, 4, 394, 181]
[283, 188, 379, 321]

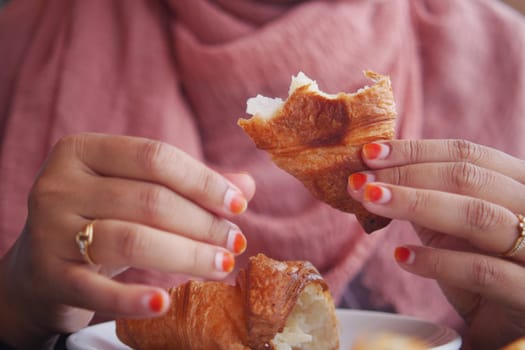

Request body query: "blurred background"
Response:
[0, 1, 524, 14]
[503, 0, 525, 14]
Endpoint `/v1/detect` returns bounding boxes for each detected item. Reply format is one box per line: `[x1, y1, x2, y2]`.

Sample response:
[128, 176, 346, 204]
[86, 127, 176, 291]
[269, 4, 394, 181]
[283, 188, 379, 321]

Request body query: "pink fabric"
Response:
[1, 0, 525, 333]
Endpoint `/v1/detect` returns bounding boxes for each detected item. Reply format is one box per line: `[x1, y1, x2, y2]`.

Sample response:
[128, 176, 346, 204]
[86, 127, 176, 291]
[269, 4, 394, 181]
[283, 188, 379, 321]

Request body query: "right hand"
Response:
[0, 133, 255, 348]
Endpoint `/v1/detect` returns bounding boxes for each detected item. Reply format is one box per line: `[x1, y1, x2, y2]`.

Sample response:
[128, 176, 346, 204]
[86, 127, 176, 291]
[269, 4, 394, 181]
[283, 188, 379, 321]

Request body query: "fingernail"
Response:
[394, 246, 415, 264]
[224, 188, 247, 215]
[348, 172, 375, 192]
[363, 143, 390, 160]
[215, 251, 235, 273]
[143, 291, 167, 313]
[363, 184, 391, 204]
[227, 228, 247, 255]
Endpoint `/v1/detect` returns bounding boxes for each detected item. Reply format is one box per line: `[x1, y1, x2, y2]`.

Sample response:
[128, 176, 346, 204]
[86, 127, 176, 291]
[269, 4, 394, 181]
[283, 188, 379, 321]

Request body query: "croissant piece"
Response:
[116, 281, 249, 350]
[237, 253, 339, 350]
[237, 71, 397, 233]
[115, 254, 339, 350]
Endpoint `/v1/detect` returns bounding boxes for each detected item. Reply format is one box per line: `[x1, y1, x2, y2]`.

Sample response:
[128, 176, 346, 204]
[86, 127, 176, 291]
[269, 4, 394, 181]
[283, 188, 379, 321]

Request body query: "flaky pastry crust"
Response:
[116, 281, 249, 350]
[238, 71, 397, 233]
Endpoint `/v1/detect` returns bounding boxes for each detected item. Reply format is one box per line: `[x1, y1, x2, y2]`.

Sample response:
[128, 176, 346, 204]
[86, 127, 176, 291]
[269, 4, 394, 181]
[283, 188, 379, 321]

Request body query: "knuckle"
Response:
[390, 166, 409, 186]
[464, 199, 501, 232]
[29, 136, 91, 210]
[138, 186, 165, 221]
[55, 133, 90, 160]
[137, 140, 174, 175]
[191, 168, 219, 198]
[428, 251, 446, 277]
[179, 243, 212, 276]
[204, 216, 227, 244]
[119, 227, 150, 262]
[53, 134, 77, 153]
[104, 290, 124, 314]
[408, 190, 430, 214]
[448, 162, 489, 193]
[449, 139, 485, 163]
[185, 244, 202, 272]
[28, 175, 62, 212]
[404, 140, 425, 162]
[470, 256, 499, 289]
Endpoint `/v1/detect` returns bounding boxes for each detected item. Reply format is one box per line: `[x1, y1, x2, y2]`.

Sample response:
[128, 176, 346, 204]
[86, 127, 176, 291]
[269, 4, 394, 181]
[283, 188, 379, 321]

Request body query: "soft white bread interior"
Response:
[246, 72, 340, 120]
[272, 284, 339, 350]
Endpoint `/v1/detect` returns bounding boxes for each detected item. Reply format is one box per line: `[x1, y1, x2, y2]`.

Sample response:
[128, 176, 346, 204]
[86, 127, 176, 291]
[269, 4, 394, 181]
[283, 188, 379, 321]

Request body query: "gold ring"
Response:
[75, 220, 97, 265]
[501, 214, 525, 258]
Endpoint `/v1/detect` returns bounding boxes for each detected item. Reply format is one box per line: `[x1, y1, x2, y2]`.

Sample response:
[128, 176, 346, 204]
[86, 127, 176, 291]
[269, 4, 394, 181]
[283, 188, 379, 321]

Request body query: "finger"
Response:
[73, 177, 247, 255]
[393, 245, 525, 309]
[348, 162, 525, 214]
[361, 139, 525, 184]
[223, 172, 256, 201]
[52, 133, 248, 216]
[354, 182, 524, 258]
[70, 220, 237, 279]
[56, 266, 171, 318]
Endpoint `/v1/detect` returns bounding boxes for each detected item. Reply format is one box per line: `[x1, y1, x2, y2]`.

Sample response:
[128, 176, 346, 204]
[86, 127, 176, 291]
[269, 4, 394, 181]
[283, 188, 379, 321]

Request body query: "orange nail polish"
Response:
[230, 195, 247, 214]
[215, 251, 235, 273]
[227, 229, 247, 254]
[363, 143, 389, 160]
[363, 184, 391, 204]
[148, 292, 164, 313]
[394, 247, 415, 264]
[348, 173, 373, 191]
[233, 233, 247, 254]
[224, 189, 247, 215]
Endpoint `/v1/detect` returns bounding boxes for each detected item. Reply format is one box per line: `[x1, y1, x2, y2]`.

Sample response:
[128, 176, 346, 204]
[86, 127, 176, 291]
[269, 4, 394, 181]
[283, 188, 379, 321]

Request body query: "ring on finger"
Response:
[501, 214, 525, 258]
[76, 220, 97, 265]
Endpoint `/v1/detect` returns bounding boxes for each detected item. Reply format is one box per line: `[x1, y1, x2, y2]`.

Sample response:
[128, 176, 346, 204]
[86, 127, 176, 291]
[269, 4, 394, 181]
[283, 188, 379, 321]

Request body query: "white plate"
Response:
[66, 309, 462, 350]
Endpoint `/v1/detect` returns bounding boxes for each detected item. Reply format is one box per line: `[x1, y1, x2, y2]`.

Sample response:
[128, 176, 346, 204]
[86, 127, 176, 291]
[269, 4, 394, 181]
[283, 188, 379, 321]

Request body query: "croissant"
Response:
[237, 71, 397, 233]
[115, 254, 339, 350]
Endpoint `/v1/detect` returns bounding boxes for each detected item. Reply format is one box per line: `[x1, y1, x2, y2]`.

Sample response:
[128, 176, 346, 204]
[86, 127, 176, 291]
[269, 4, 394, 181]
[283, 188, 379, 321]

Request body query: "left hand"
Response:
[347, 139, 525, 350]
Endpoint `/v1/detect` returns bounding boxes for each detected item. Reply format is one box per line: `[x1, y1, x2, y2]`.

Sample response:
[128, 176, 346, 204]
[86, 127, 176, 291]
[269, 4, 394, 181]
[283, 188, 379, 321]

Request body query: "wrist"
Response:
[0, 248, 58, 348]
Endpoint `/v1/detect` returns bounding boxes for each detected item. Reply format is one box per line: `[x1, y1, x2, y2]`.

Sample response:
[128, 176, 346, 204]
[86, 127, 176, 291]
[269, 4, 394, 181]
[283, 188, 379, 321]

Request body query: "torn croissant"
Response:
[115, 254, 339, 350]
[237, 71, 397, 233]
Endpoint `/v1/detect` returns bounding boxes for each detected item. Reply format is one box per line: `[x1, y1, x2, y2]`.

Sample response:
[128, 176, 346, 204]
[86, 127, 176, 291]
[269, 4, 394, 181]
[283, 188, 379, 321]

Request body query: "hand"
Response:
[347, 139, 525, 349]
[0, 133, 255, 348]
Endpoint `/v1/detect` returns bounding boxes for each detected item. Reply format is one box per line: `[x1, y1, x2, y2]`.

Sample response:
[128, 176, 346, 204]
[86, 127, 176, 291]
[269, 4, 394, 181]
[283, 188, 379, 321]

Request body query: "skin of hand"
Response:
[347, 139, 525, 350]
[0, 133, 256, 348]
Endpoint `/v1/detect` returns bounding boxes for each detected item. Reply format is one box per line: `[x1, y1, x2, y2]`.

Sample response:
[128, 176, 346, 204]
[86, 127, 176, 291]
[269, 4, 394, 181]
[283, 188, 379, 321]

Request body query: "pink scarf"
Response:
[1, 0, 524, 331]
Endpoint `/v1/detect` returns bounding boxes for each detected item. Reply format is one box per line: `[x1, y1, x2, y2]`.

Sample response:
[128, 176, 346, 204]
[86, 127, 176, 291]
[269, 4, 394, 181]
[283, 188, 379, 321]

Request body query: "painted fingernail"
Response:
[224, 188, 247, 215]
[363, 143, 390, 160]
[363, 184, 392, 204]
[215, 251, 235, 273]
[348, 172, 375, 192]
[394, 246, 415, 264]
[227, 228, 247, 255]
[143, 291, 167, 313]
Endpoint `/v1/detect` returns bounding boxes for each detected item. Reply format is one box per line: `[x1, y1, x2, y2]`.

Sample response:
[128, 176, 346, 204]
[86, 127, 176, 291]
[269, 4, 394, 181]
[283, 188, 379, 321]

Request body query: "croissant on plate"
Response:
[115, 254, 339, 350]
[237, 71, 397, 233]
